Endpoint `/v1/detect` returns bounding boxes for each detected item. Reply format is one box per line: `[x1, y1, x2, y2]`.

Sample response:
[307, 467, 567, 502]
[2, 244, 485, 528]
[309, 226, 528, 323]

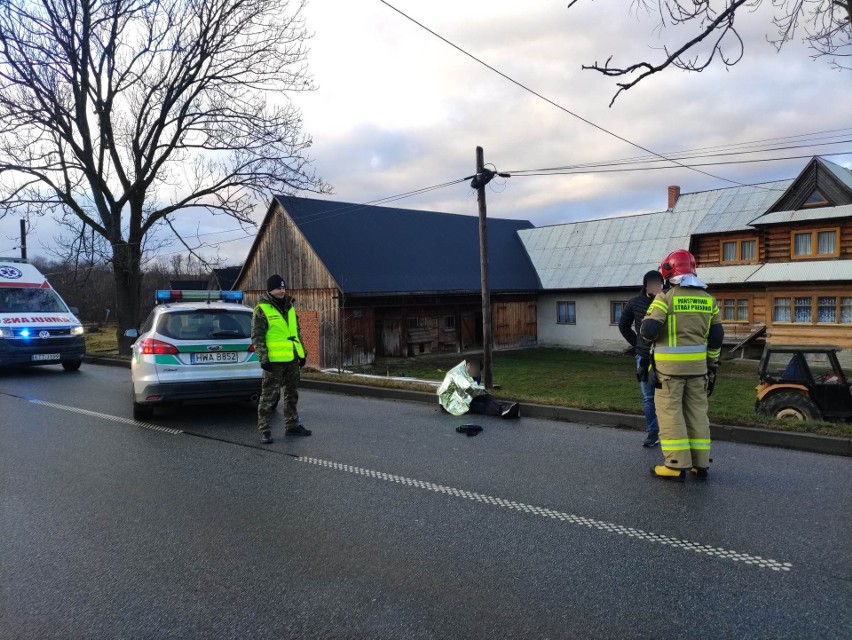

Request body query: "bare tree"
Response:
[0, 0, 327, 351]
[570, 0, 852, 105]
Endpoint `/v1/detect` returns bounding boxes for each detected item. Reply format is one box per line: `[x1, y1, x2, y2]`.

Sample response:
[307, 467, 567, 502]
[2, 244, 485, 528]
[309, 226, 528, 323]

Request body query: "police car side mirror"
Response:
[124, 328, 139, 339]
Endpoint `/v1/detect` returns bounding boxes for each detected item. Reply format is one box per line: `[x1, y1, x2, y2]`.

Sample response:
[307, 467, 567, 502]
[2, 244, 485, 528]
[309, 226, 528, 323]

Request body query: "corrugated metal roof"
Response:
[690, 180, 791, 234]
[743, 260, 852, 283]
[821, 158, 852, 192]
[274, 196, 540, 295]
[518, 209, 700, 289]
[700, 265, 763, 284]
[750, 203, 852, 226]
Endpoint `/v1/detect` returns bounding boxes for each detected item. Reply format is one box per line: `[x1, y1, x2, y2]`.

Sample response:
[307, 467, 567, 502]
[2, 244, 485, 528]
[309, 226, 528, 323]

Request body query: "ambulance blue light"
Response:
[20, 328, 30, 337]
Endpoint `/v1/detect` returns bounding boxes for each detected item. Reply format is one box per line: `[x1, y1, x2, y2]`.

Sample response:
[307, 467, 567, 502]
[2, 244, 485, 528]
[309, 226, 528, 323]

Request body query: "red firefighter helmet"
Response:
[659, 249, 696, 282]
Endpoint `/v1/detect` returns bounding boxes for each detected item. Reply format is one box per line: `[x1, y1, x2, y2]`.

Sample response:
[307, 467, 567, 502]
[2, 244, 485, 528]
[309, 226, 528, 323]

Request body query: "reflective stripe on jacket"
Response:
[644, 286, 721, 376]
[256, 302, 306, 362]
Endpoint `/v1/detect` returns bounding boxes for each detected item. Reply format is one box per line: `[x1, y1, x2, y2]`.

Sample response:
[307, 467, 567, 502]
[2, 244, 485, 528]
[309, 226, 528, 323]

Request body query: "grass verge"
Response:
[85, 329, 852, 438]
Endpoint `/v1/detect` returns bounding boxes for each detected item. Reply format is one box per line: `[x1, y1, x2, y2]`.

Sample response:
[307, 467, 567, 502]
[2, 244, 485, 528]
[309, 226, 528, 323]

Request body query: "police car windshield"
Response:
[157, 310, 251, 341]
[0, 288, 68, 314]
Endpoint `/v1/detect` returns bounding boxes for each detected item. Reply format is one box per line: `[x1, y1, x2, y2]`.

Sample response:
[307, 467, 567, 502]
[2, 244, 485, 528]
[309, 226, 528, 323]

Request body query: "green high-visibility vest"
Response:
[257, 302, 305, 362]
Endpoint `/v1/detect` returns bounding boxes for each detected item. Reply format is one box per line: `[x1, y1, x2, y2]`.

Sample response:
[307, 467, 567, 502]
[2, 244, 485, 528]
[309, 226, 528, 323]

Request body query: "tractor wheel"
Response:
[758, 391, 821, 422]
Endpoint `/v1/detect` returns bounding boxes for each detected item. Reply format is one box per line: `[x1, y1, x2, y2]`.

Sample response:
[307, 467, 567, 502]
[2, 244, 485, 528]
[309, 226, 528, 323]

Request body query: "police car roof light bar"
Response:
[155, 290, 244, 304]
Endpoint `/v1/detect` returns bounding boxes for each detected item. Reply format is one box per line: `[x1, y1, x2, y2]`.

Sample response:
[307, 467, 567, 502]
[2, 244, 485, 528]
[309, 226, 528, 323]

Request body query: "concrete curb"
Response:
[300, 379, 852, 457]
[82, 357, 851, 457]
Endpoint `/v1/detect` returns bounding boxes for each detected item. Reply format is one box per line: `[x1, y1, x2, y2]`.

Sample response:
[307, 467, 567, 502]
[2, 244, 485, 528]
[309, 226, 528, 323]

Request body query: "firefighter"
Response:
[252, 274, 310, 444]
[640, 250, 723, 481]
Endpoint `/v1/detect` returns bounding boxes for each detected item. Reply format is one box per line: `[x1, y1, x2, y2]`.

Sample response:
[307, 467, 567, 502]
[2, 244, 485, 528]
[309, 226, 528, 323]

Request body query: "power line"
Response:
[147, 177, 471, 257]
[507, 144, 852, 175]
[377, 0, 791, 191]
[508, 151, 852, 177]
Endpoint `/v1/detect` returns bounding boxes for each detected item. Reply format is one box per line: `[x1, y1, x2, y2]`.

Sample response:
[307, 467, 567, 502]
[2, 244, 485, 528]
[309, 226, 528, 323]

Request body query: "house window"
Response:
[720, 298, 750, 322]
[842, 298, 852, 324]
[720, 238, 758, 264]
[557, 301, 576, 325]
[443, 315, 455, 331]
[610, 301, 627, 325]
[791, 228, 840, 259]
[775, 295, 852, 324]
[407, 317, 421, 330]
[773, 297, 791, 323]
[802, 190, 829, 207]
[351, 309, 364, 319]
[794, 297, 812, 323]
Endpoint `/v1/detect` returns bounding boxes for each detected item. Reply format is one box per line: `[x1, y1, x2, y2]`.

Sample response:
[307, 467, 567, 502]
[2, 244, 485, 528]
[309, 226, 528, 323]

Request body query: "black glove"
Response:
[261, 361, 275, 372]
[625, 345, 637, 357]
[637, 357, 650, 382]
[706, 366, 717, 397]
[298, 356, 306, 368]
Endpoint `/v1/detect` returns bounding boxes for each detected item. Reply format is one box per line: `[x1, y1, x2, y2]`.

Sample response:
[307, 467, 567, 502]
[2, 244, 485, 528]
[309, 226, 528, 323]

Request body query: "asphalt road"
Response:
[1, 363, 850, 639]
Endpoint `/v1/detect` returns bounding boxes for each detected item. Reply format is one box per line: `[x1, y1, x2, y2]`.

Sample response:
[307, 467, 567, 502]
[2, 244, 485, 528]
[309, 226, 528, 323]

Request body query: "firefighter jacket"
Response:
[640, 285, 723, 376]
[437, 360, 486, 416]
[251, 295, 306, 364]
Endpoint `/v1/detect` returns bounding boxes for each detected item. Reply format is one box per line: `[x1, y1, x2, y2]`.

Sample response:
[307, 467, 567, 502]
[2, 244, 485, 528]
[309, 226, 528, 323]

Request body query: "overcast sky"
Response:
[2, 0, 850, 265]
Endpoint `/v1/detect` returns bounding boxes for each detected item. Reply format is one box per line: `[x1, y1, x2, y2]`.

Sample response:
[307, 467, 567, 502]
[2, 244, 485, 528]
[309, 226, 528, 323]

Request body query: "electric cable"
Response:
[377, 0, 823, 192]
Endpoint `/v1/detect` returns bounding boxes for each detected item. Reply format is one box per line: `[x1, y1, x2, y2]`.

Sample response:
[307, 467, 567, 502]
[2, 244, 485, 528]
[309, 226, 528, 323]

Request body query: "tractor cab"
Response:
[756, 345, 852, 422]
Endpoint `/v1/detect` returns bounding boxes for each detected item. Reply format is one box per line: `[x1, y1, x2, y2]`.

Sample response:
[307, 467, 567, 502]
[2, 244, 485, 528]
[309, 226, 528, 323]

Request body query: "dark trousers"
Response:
[469, 394, 512, 417]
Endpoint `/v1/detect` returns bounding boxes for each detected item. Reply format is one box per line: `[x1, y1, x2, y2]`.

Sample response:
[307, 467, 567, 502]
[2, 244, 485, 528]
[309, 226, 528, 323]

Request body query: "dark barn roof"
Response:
[211, 266, 242, 291]
[274, 196, 541, 295]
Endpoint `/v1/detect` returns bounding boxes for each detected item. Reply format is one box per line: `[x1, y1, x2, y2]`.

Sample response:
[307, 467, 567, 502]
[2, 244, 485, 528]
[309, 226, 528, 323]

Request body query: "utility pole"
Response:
[19, 219, 27, 260]
[475, 146, 493, 389]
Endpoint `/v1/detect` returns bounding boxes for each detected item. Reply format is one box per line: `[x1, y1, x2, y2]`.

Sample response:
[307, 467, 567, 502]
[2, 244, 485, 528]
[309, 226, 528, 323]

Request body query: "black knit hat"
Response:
[266, 274, 286, 292]
[643, 270, 664, 287]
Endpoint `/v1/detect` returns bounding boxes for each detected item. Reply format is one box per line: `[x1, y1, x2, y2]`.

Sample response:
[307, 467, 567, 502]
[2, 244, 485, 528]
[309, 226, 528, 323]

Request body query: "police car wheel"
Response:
[61, 359, 82, 372]
[133, 402, 154, 421]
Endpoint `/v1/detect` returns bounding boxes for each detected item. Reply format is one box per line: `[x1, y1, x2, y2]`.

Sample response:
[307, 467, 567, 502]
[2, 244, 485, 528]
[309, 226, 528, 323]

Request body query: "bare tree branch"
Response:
[571, 0, 851, 103]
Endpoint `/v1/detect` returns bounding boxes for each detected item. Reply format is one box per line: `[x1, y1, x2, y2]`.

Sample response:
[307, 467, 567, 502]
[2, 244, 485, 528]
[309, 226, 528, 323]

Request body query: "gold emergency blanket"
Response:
[437, 360, 486, 416]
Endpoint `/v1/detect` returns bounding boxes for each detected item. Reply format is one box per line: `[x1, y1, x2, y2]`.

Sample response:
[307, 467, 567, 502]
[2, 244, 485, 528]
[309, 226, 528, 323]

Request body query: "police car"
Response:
[126, 290, 262, 420]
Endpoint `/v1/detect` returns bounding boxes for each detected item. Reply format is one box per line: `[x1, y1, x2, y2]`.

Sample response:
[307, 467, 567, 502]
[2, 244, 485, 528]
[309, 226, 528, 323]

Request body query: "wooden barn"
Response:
[234, 196, 541, 368]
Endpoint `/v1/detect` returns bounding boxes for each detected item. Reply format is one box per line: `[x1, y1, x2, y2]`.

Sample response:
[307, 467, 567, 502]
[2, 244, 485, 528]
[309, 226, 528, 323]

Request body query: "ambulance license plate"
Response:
[32, 353, 61, 361]
[190, 352, 238, 365]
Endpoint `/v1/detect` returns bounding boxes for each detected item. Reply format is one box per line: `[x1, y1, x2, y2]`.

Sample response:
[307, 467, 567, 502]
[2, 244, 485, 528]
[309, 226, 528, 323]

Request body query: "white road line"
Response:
[296, 455, 793, 573]
[26, 398, 183, 435]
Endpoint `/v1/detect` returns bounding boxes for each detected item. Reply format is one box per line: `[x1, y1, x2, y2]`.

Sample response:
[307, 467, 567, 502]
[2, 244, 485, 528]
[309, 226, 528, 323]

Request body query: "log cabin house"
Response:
[234, 196, 540, 368]
[520, 157, 852, 366]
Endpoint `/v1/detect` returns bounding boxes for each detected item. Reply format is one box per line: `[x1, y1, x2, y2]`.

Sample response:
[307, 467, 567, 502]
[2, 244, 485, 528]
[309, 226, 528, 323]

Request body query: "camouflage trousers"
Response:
[257, 360, 300, 433]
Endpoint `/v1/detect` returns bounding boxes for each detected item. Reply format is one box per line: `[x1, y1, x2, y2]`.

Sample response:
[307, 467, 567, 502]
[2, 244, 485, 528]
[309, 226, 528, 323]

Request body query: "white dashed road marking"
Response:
[296, 455, 794, 573]
[8, 393, 793, 572]
[25, 398, 183, 435]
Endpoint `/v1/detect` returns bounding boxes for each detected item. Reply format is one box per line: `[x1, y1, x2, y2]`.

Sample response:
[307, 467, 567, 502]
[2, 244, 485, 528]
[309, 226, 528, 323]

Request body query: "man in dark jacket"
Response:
[619, 270, 664, 447]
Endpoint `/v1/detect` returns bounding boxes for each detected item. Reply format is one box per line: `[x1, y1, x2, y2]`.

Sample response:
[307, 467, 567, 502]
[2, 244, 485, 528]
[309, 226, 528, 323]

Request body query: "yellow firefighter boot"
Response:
[691, 467, 709, 480]
[651, 465, 686, 482]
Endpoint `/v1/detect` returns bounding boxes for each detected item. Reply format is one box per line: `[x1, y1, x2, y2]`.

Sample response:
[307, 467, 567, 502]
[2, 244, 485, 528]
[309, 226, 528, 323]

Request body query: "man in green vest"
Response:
[640, 250, 724, 481]
[252, 274, 310, 444]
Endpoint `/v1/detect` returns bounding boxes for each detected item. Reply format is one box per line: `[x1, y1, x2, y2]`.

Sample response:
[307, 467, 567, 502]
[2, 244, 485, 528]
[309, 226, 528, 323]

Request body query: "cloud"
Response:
[1, 0, 849, 262]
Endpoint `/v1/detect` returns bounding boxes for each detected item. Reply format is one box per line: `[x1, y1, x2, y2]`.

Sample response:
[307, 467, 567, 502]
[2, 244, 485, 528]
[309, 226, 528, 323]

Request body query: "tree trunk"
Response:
[112, 241, 143, 356]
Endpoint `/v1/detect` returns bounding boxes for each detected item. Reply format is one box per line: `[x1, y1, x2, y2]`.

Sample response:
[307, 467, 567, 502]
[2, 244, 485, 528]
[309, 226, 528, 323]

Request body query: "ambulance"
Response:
[0, 257, 86, 370]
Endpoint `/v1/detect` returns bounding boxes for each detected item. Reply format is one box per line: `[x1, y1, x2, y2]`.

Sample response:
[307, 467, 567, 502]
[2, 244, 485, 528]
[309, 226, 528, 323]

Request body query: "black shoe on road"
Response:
[500, 402, 521, 419]
[285, 424, 312, 436]
[260, 431, 274, 445]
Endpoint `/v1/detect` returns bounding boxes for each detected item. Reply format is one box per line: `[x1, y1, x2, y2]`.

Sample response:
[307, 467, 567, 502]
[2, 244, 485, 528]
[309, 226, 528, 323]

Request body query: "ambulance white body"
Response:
[0, 258, 85, 370]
